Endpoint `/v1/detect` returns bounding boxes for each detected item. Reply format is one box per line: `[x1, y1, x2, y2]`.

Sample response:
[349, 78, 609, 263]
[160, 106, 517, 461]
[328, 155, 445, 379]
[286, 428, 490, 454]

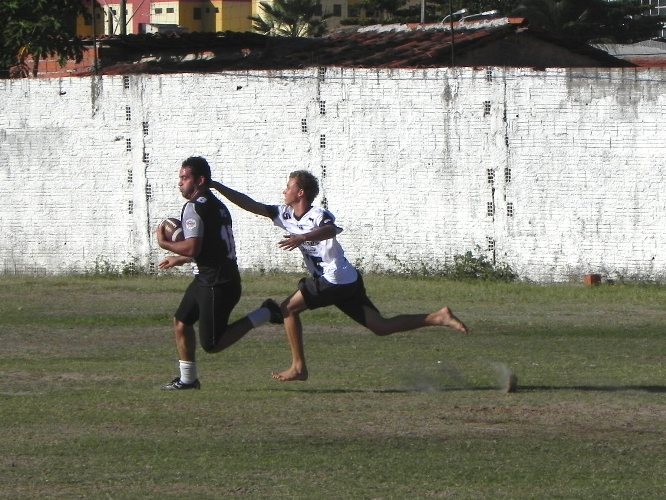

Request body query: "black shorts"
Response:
[175, 277, 241, 352]
[298, 273, 378, 326]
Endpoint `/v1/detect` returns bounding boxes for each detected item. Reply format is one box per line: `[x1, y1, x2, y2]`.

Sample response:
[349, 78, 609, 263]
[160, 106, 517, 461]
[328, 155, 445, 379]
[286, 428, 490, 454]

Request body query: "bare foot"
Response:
[272, 367, 308, 382]
[431, 306, 469, 334]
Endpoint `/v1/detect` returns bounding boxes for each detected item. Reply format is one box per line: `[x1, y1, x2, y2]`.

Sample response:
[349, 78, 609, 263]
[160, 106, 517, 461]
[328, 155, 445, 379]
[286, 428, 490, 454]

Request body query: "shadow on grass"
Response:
[262, 386, 504, 394]
[261, 385, 666, 394]
[518, 385, 666, 393]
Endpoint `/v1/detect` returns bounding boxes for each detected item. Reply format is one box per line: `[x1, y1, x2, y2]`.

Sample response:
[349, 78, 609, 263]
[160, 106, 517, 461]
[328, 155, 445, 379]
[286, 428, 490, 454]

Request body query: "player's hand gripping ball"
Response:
[161, 218, 184, 242]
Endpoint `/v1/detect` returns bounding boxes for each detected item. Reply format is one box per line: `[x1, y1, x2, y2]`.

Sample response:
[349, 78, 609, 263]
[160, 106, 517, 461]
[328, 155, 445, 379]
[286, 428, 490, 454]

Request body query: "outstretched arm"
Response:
[210, 180, 272, 218]
[278, 224, 340, 251]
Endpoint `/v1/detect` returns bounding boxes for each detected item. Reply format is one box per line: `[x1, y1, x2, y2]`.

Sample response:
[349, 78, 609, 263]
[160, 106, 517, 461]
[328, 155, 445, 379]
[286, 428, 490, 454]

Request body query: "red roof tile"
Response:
[69, 17, 635, 76]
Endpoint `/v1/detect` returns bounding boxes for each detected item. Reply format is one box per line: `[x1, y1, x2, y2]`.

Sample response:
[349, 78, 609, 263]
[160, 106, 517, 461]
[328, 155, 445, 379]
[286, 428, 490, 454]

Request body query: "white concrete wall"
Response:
[0, 67, 664, 282]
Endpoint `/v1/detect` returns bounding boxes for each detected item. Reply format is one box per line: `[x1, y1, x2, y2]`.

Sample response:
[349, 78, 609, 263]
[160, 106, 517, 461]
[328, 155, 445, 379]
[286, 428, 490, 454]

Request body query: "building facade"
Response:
[77, 0, 253, 36]
[641, 0, 666, 37]
[73, 0, 380, 37]
[149, 0, 252, 33]
[641, 0, 666, 16]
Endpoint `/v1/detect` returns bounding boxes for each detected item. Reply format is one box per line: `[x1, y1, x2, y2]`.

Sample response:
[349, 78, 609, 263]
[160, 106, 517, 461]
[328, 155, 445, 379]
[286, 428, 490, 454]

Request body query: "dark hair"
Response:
[290, 170, 319, 203]
[182, 156, 211, 184]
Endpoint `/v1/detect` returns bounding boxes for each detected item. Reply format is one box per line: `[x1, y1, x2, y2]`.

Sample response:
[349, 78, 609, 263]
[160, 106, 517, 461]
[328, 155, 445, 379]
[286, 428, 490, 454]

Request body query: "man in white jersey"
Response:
[211, 170, 468, 382]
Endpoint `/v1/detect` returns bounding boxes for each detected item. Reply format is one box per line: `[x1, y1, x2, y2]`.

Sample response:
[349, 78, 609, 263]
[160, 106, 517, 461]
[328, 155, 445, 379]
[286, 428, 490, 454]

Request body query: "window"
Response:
[193, 7, 202, 20]
[166, 8, 175, 14]
[333, 4, 342, 16]
[155, 8, 163, 14]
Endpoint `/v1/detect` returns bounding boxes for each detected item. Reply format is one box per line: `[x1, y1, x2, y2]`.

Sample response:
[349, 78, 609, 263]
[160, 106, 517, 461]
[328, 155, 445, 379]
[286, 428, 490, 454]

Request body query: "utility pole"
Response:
[91, 0, 98, 73]
[120, 0, 127, 35]
[449, 0, 454, 67]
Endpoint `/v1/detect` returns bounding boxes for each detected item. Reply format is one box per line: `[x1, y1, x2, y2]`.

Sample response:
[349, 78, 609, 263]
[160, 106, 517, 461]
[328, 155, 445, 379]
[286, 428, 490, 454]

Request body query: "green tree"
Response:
[392, 0, 660, 42]
[250, 0, 330, 37]
[587, 0, 664, 43]
[511, 0, 663, 43]
[0, 0, 88, 77]
[363, 0, 408, 22]
[511, 0, 603, 36]
[394, 0, 520, 24]
[463, 0, 521, 14]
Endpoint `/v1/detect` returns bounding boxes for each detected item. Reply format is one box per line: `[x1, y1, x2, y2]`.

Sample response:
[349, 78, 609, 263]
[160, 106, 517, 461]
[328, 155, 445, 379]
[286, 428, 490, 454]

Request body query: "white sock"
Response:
[247, 307, 270, 328]
[179, 360, 198, 384]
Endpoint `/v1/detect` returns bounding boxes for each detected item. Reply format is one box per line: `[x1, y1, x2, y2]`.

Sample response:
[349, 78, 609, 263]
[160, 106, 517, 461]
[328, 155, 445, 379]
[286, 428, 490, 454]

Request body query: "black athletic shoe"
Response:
[161, 377, 201, 390]
[262, 299, 284, 324]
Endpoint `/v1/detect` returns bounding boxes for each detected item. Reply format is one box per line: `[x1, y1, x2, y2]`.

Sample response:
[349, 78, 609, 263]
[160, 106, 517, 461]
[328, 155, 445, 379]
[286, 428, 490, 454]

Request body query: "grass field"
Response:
[1, 273, 665, 498]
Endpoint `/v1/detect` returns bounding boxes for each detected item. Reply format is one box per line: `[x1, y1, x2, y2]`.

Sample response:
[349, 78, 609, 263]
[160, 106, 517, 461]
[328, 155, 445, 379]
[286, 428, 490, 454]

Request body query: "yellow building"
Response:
[77, 1, 253, 36]
[75, 0, 375, 37]
[76, 2, 102, 37]
[149, 0, 252, 33]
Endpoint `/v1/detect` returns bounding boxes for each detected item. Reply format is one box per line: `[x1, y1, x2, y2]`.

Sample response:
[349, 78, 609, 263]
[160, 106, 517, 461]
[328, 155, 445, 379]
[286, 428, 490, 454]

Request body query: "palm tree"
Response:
[250, 0, 331, 37]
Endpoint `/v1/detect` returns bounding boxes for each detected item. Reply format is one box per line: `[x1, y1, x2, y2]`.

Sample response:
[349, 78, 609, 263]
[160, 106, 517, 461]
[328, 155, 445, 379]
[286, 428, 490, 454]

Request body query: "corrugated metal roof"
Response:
[593, 40, 666, 67]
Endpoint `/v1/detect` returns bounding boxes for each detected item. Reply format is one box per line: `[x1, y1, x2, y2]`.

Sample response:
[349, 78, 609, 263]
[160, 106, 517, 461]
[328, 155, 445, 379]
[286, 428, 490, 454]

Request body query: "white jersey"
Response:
[269, 204, 358, 285]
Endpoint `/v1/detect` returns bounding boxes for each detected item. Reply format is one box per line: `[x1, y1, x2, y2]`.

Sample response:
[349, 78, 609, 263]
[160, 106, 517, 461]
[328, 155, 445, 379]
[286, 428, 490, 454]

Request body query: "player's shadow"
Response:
[271, 384, 666, 394]
[517, 385, 666, 393]
[273, 386, 498, 393]
[272, 387, 422, 394]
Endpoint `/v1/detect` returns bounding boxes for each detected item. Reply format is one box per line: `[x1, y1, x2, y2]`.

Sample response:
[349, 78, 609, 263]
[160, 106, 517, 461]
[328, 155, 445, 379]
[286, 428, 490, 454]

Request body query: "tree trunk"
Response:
[32, 54, 40, 77]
